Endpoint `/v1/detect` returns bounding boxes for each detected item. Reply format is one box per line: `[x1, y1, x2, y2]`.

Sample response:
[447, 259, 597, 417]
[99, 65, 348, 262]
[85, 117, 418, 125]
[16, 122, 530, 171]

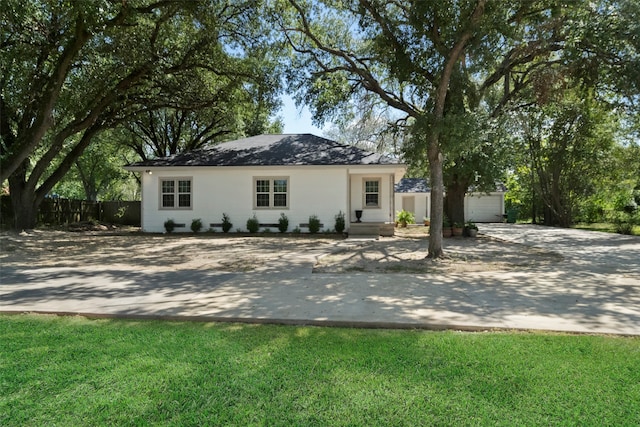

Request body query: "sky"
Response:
[280, 94, 326, 135]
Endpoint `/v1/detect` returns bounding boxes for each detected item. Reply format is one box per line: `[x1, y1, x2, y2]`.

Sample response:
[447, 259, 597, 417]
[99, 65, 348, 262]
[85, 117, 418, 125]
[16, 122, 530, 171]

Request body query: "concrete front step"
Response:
[349, 222, 395, 237]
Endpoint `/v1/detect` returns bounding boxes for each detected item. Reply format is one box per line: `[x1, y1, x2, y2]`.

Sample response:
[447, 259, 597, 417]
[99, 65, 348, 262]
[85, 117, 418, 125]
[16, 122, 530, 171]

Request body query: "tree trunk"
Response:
[8, 162, 40, 231]
[543, 205, 554, 226]
[445, 179, 468, 226]
[84, 187, 99, 202]
[424, 0, 486, 258]
[427, 140, 444, 258]
[80, 171, 99, 202]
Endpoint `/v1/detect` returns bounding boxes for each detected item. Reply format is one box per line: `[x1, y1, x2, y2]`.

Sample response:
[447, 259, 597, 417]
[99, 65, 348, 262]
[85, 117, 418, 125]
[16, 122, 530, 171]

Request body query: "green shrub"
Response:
[292, 226, 301, 234]
[608, 208, 639, 235]
[246, 214, 260, 233]
[278, 213, 289, 233]
[221, 213, 232, 233]
[190, 218, 203, 233]
[308, 215, 321, 234]
[334, 211, 345, 234]
[616, 222, 634, 235]
[164, 219, 176, 233]
[396, 209, 415, 227]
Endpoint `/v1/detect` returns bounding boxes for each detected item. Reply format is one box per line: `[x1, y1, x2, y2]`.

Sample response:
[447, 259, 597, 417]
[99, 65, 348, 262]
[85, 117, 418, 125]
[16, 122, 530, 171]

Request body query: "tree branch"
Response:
[286, 0, 420, 117]
[1, 13, 91, 182]
[433, 0, 486, 119]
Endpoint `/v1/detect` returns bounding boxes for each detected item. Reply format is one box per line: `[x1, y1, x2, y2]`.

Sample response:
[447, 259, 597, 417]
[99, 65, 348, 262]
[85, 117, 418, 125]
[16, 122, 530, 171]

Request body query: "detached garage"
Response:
[395, 178, 505, 223]
[464, 192, 505, 223]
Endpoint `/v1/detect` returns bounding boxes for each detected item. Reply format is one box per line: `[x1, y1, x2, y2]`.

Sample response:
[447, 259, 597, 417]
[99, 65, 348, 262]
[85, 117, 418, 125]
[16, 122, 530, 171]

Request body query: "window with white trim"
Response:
[254, 177, 288, 209]
[160, 178, 192, 209]
[364, 179, 380, 208]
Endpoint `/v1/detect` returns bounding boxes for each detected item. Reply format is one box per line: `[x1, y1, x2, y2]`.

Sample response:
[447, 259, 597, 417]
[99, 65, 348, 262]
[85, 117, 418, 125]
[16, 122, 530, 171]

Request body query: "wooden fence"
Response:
[99, 201, 141, 225]
[38, 198, 100, 225]
[0, 196, 141, 227]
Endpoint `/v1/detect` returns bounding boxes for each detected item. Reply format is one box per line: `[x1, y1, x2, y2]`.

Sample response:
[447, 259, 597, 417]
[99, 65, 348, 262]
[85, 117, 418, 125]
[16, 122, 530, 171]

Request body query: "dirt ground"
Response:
[315, 226, 563, 273]
[0, 224, 562, 274]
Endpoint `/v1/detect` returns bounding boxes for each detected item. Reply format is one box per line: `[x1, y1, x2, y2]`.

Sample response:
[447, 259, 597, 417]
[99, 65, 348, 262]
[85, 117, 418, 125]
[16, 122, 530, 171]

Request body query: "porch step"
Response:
[349, 222, 395, 237]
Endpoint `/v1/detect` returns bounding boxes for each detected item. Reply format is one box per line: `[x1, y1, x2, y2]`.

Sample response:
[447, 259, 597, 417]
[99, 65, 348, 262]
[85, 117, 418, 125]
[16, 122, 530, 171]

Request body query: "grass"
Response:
[1, 315, 639, 426]
[573, 222, 640, 236]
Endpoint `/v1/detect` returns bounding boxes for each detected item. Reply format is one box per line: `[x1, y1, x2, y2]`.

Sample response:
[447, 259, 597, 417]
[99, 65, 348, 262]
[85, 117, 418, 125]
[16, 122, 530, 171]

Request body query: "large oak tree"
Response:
[280, 0, 577, 257]
[1, 0, 281, 229]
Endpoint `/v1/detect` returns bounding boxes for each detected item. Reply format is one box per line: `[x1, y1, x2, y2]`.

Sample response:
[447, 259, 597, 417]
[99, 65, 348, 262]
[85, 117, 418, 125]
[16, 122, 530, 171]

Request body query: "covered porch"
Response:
[347, 167, 404, 236]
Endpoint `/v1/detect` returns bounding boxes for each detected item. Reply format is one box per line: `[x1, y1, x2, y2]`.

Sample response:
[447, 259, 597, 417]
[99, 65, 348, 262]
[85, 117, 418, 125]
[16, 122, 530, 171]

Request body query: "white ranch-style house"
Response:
[125, 134, 406, 235]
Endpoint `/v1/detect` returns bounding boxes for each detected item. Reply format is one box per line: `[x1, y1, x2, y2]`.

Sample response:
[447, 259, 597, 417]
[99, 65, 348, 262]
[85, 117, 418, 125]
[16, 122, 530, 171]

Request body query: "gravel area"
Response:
[1, 226, 562, 274]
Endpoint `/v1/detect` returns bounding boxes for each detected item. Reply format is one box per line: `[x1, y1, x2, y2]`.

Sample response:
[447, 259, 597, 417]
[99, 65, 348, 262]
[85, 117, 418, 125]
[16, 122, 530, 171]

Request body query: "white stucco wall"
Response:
[139, 166, 356, 233]
[394, 192, 505, 223]
[394, 193, 430, 221]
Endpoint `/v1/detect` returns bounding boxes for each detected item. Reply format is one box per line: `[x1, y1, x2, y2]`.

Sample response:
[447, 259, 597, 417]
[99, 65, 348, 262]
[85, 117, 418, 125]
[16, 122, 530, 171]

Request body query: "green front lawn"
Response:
[2, 315, 639, 426]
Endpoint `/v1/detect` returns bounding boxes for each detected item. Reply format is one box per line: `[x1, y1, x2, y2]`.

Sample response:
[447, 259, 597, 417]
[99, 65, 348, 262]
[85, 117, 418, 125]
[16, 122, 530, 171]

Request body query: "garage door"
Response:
[465, 194, 504, 222]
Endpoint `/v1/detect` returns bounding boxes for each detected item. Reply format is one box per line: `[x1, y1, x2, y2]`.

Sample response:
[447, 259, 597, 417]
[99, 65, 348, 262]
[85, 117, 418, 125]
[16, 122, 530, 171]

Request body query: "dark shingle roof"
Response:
[395, 178, 430, 193]
[470, 182, 508, 192]
[395, 178, 507, 193]
[128, 134, 399, 167]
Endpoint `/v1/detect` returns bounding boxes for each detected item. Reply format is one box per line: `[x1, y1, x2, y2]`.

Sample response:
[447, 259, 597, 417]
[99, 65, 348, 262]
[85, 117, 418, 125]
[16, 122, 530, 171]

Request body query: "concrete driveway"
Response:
[1, 224, 639, 335]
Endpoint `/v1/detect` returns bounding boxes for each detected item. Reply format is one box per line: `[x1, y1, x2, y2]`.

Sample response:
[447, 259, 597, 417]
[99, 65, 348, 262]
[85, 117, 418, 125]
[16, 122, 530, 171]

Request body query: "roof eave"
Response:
[126, 162, 407, 169]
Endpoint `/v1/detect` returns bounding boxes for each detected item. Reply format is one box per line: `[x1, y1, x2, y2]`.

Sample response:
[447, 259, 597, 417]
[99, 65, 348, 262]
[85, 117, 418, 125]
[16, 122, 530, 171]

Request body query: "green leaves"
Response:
[1, 0, 285, 229]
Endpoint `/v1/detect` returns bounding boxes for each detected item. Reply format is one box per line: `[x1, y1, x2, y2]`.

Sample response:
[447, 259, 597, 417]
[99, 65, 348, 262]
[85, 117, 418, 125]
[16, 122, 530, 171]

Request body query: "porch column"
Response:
[389, 173, 395, 222]
[346, 169, 351, 229]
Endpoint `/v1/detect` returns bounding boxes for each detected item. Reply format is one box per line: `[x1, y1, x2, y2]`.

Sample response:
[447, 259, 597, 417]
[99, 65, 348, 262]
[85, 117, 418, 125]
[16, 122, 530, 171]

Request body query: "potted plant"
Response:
[442, 215, 452, 237]
[452, 221, 464, 237]
[423, 217, 430, 226]
[465, 221, 478, 237]
[396, 210, 415, 228]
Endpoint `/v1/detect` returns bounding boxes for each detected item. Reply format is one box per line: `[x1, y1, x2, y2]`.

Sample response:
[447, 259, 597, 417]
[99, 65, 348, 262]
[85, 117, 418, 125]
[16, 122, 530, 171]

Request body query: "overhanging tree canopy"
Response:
[279, 0, 580, 257]
[0, 0, 282, 229]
